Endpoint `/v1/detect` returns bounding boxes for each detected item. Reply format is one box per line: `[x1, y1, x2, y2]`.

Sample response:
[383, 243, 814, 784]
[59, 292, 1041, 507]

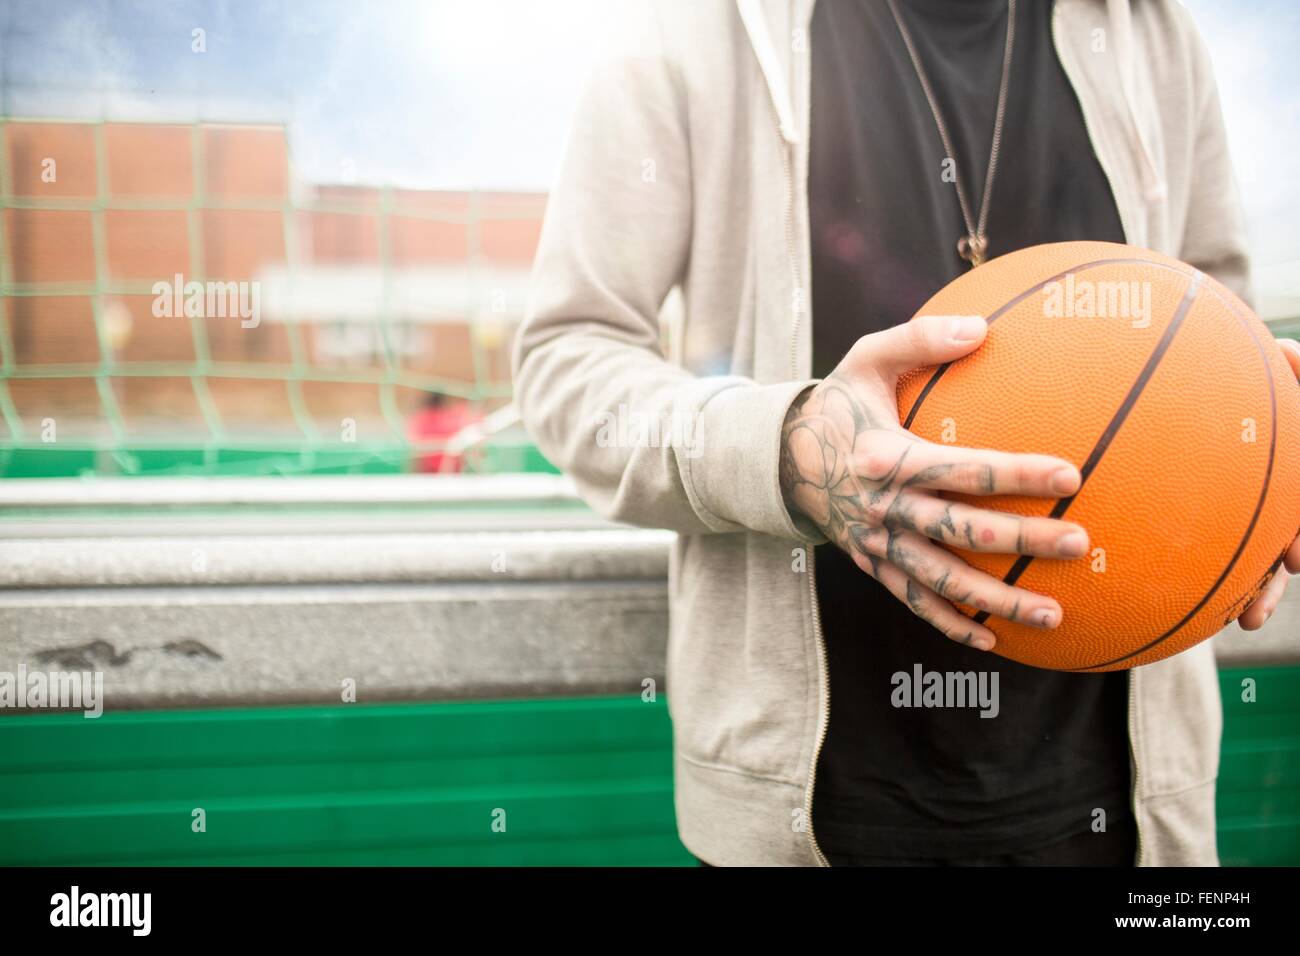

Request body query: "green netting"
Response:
[4, 117, 1293, 480]
[0, 117, 544, 478]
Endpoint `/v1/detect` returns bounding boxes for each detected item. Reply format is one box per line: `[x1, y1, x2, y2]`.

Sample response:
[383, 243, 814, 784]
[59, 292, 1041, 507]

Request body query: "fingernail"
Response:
[1058, 531, 1088, 557]
[1035, 608, 1060, 628]
[949, 316, 986, 343]
[1050, 468, 1079, 495]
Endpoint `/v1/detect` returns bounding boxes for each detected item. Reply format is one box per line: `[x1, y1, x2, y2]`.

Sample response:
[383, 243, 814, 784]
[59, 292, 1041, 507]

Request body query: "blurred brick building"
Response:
[0, 120, 542, 440]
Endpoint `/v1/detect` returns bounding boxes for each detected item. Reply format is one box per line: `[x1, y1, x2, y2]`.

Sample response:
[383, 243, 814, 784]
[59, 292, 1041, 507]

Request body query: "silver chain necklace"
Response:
[885, 0, 1017, 268]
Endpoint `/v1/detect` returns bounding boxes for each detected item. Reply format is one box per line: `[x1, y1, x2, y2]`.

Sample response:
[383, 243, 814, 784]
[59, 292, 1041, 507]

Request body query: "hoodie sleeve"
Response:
[1175, 11, 1253, 307]
[511, 3, 821, 541]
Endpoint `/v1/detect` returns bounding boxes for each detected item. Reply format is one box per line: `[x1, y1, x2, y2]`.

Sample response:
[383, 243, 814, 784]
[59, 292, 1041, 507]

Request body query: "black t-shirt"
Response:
[808, 0, 1134, 861]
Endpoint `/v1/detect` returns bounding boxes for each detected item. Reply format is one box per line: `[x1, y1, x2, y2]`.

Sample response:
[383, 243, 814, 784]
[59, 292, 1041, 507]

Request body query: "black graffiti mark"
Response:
[31, 638, 223, 669]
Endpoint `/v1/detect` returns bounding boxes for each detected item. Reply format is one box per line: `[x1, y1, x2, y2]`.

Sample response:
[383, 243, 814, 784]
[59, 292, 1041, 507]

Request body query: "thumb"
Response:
[848, 314, 988, 382]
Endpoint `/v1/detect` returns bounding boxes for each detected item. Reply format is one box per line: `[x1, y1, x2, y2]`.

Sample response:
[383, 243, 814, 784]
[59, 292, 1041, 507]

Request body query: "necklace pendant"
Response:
[957, 234, 988, 268]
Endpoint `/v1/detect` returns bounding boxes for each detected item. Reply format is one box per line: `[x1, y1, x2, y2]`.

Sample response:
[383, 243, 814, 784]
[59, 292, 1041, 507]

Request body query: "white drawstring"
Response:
[1106, 0, 1167, 204]
[736, 0, 800, 143]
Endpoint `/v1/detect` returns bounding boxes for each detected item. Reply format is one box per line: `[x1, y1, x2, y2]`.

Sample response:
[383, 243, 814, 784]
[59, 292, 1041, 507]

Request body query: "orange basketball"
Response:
[897, 240, 1300, 672]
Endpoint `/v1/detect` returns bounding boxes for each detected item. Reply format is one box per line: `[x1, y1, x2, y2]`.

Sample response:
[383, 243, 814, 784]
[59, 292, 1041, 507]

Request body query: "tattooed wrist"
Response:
[779, 385, 817, 518]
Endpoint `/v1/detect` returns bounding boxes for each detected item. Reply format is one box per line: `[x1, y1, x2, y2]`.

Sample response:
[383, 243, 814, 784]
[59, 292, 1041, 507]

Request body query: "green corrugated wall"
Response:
[1216, 666, 1300, 865]
[1, 667, 1297, 866]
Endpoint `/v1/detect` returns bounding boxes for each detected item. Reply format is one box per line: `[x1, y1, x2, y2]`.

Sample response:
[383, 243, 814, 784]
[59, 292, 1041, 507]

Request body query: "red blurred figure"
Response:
[407, 393, 477, 473]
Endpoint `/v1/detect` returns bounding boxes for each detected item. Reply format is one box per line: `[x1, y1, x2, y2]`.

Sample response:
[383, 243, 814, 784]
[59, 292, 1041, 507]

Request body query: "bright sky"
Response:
[0, 0, 1295, 315]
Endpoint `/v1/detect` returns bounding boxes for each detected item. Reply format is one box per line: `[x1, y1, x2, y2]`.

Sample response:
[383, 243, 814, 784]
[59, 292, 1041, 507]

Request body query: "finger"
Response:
[859, 553, 998, 650]
[870, 434, 1082, 498]
[1277, 337, 1300, 378]
[879, 528, 1063, 628]
[1286, 532, 1300, 575]
[1269, 339, 1298, 573]
[1238, 565, 1289, 631]
[884, 490, 1089, 557]
[1278, 338, 1300, 575]
[847, 314, 988, 382]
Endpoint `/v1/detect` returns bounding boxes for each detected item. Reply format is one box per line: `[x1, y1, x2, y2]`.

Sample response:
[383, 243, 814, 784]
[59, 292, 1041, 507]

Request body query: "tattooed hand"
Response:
[779, 314, 1090, 651]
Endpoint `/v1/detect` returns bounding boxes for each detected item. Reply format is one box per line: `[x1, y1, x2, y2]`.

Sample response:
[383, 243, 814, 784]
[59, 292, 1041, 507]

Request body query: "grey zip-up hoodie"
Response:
[514, 0, 1250, 866]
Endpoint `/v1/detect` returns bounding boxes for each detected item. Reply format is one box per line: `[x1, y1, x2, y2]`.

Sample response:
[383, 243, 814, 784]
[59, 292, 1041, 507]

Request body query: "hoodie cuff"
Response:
[683, 378, 828, 544]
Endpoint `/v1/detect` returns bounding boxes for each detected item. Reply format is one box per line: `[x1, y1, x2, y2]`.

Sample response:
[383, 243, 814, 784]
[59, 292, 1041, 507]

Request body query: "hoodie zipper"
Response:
[804, 547, 831, 866]
[1127, 670, 1145, 865]
[768, 57, 832, 873]
[1052, 0, 1143, 867]
[780, 147, 832, 868]
[739, 0, 831, 867]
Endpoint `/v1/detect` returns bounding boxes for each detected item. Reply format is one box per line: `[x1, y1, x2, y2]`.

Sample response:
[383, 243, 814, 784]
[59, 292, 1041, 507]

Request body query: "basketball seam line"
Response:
[966, 269, 1200, 623]
[900, 257, 1188, 431]
[1076, 275, 1280, 671]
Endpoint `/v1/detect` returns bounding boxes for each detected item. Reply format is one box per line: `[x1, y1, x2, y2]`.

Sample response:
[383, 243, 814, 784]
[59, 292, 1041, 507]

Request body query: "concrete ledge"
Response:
[0, 538, 1292, 711]
[0, 473, 579, 508]
[0, 580, 668, 710]
[0, 529, 673, 588]
[0, 474, 1295, 711]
